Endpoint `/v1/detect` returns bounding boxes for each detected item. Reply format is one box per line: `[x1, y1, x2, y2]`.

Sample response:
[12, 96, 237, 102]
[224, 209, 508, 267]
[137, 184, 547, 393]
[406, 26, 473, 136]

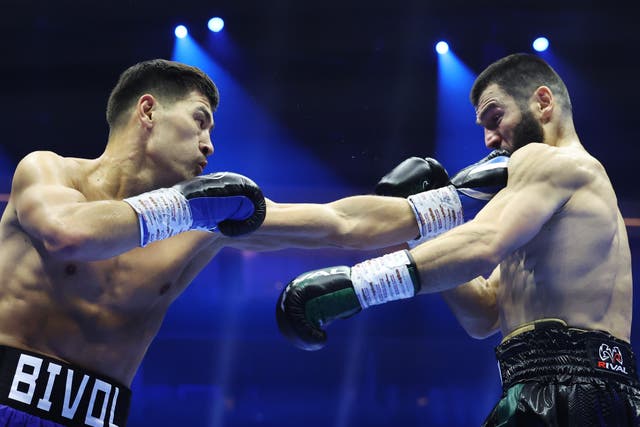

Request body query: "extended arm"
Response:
[226, 150, 509, 252]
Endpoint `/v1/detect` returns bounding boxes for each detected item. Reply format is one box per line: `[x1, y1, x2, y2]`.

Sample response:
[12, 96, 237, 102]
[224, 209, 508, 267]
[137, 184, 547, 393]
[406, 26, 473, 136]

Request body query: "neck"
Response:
[545, 115, 581, 149]
[91, 131, 161, 199]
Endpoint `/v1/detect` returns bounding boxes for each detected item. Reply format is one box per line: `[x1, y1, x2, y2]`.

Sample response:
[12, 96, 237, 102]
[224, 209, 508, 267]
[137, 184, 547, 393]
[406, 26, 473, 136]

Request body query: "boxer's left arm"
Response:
[224, 151, 509, 252]
[224, 195, 420, 251]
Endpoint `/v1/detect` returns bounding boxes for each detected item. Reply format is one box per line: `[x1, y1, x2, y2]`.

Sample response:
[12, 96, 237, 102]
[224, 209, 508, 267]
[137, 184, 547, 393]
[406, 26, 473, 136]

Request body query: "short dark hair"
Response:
[106, 59, 220, 129]
[470, 53, 571, 114]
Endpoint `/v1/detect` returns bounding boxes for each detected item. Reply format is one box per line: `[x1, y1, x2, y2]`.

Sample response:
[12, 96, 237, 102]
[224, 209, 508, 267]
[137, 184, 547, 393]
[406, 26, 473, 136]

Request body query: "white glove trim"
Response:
[456, 187, 493, 200]
[465, 158, 508, 176]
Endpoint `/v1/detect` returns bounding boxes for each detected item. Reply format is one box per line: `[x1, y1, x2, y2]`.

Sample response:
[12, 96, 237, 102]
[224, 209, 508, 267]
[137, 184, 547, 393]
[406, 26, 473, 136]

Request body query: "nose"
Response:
[484, 128, 502, 150]
[200, 134, 214, 157]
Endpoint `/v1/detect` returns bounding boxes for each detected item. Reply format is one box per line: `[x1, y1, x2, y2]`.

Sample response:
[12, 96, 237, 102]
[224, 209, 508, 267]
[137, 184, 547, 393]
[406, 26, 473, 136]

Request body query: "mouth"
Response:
[198, 161, 208, 173]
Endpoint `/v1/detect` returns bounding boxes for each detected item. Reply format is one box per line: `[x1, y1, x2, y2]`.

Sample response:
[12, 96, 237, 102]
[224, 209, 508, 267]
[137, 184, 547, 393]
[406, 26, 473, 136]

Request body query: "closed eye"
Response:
[479, 110, 502, 131]
[195, 114, 207, 130]
[487, 114, 502, 130]
[194, 107, 213, 131]
[477, 102, 503, 131]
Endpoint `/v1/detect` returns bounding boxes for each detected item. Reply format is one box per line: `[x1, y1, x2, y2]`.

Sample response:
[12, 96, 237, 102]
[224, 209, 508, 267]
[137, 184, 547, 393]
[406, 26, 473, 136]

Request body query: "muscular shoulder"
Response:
[507, 143, 598, 192]
[13, 151, 76, 190]
[16, 151, 65, 173]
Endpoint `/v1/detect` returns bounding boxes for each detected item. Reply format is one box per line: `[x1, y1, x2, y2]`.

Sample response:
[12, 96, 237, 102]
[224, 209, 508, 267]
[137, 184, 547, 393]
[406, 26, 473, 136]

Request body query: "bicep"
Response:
[473, 148, 583, 259]
[19, 185, 93, 241]
[12, 153, 88, 240]
[475, 181, 560, 257]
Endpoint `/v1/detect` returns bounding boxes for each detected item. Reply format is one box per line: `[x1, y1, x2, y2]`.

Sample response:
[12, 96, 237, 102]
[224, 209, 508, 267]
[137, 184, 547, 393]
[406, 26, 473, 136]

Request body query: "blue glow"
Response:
[174, 25, 188, 39]
[533, 37, 549, 52]
[208, 17, 225, 33]
[436, 51, 484, 173]
[0, 144, 15, 197]
[435, 41, 449, 55]
[172, 34, 343, 198]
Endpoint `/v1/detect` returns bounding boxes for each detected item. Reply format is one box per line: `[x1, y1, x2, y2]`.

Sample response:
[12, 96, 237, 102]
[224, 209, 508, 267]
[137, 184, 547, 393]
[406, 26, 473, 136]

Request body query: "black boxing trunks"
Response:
[483, 319, 640, 427]
[0, 345, 130, 427]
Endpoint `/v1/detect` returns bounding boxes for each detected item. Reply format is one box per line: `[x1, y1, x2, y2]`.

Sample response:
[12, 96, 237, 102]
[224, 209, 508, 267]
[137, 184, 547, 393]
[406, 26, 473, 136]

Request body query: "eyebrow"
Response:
[476, 102, 499, 126]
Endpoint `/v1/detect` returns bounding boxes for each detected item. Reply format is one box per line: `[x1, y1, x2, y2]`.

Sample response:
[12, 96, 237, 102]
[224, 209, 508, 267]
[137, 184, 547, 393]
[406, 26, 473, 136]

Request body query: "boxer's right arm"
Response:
[13, 152, 266, 260]
[439, 266, 500, 339]
[13, 152, 142, 260]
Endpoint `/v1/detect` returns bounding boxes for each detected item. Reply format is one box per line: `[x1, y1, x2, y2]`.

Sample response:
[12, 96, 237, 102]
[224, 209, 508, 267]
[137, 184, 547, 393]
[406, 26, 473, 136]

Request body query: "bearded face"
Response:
[511, 107, 545, 152]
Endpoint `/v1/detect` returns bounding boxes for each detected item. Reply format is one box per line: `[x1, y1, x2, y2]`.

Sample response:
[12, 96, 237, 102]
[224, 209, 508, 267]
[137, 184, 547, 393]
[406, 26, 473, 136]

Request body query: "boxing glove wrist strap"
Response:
[351, 250, 419, 309]
[407, 185, 464, 242]
[124, 188, 193, 247]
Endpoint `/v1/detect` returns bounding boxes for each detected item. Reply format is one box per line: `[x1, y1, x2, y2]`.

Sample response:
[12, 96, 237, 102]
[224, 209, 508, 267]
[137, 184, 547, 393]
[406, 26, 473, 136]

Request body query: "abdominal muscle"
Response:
[0, 210, 220, 386]
[497, 199, 633, 343]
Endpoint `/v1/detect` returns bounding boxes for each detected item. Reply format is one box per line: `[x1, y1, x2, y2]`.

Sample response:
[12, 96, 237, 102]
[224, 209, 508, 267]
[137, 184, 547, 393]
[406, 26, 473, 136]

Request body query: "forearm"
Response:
[410, 221, 499, 294]
[252, 196, 419, 250]
[275, 215, 500, 350]
[440, 275, 500, 339]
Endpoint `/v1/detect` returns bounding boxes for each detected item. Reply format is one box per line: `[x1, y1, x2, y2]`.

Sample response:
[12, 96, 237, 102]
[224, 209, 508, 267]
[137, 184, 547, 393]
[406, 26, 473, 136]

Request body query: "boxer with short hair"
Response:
[0, 58, 508, 426]
[276, 53, 640, 426]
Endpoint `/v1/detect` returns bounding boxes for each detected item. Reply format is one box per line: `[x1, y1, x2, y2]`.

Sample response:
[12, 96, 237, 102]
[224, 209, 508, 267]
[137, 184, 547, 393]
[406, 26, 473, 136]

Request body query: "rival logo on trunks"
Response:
[7, 354, 122, 427]
[598, 343, 628, 374]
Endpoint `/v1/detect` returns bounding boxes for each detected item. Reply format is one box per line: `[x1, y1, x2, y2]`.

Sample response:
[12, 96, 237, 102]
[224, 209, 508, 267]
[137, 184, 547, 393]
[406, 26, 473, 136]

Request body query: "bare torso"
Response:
[0, 156, 224, 386]
[496, 145, 632, 341]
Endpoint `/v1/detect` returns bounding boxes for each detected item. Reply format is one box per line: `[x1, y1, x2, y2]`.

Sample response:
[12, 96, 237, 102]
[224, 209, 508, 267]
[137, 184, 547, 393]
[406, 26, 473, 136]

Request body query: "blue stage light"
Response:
[533, 37, 549, 52]
[435, 41, 449, 55]
[208, 17, 225, 33]
[175, 25, 188, 39]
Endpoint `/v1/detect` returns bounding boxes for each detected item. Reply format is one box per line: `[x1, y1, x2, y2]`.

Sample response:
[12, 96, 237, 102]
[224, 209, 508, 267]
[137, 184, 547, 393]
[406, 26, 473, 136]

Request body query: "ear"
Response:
[136, 94, 156, 130]
[534, 86, 553, 123]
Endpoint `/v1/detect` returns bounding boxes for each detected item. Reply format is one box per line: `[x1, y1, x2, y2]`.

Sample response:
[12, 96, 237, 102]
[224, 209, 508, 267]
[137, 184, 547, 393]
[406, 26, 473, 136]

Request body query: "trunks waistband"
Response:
[0, 345, 131, 427]
[496, 319, 638, 390]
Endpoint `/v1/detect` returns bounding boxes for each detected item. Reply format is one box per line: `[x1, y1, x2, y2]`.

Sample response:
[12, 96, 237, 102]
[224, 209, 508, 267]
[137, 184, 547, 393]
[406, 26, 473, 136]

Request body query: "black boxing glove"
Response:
[124, 172, 266, 246]
[375, 157, 450, 198]
[276, 250, 420, 351]
[450, 149, 510, 217]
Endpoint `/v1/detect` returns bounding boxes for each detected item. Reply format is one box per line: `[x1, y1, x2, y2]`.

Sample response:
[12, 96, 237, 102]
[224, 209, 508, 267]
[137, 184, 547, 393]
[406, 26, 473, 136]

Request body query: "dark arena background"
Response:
[1, 1, 639, 426]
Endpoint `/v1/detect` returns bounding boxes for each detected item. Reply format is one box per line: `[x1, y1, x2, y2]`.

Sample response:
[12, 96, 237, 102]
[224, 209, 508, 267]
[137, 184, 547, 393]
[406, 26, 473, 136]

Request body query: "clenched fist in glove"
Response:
[276, 250, 420, 351]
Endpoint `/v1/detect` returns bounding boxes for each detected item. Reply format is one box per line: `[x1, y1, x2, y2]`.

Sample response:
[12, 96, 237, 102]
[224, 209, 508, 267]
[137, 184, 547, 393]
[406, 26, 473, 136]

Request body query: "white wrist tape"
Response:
[351, 250, 417, 309]
[407, 185, 464, 242]
[124, 188, 193, 247]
